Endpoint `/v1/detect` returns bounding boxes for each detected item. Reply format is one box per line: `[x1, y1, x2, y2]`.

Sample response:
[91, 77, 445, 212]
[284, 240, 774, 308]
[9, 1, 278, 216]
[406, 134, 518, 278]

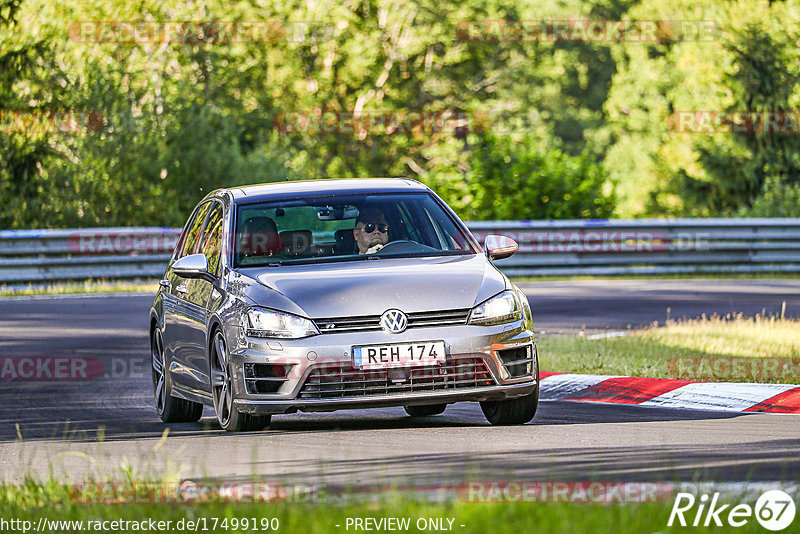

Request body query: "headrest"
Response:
[334, 228, 356, 255]
[240, 216, 279, 256]
[279, 230, 312, 256]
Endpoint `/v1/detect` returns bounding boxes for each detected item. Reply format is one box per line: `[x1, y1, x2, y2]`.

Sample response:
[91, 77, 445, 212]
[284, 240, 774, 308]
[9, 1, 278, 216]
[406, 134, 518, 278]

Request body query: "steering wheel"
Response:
[378, 240, 418, 251]
[374, 239, 439, 256]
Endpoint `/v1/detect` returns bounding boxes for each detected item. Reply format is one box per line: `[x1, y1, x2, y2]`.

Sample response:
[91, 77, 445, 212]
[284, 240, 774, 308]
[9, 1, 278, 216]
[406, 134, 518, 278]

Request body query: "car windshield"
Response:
[233, 192, 478, 267]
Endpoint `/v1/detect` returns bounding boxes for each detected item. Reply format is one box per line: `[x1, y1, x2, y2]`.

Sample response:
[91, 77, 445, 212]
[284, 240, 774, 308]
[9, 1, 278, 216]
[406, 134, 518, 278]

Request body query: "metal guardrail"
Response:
[0, 227, 180, 284]
[471, 218, 800, 276]
[1, 219, 799, 283]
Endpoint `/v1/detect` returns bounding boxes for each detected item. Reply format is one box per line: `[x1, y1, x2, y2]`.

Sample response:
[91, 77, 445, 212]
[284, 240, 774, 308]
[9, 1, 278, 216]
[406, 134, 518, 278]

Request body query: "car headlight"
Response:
[469, 290, 523, 325]
[244, 308, 319, 339]
[515, 286, 533, 323]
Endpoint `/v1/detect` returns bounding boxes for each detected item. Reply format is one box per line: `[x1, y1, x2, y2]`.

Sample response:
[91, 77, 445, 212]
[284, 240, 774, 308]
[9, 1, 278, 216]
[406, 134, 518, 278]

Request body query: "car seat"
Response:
[240, 216, 280, 257]
[334, 229, 357, 255]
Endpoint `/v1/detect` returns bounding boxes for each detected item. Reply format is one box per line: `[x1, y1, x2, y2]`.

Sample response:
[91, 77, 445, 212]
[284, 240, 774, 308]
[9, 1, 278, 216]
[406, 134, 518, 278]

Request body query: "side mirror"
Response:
[484, 234, 518, 260]
[172, 253, 212, 280]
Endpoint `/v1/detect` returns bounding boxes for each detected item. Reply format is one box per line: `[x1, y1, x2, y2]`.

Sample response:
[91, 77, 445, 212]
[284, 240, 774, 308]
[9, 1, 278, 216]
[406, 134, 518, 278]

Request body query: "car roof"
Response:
[225, 178, 430, 203]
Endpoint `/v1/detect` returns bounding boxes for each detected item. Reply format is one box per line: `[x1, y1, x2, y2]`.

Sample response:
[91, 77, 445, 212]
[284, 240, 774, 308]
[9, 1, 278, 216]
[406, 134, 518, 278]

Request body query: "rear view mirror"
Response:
[172, 253, 212, 281]
[316, 206, 360, 220]
[484, 235, 518, 260]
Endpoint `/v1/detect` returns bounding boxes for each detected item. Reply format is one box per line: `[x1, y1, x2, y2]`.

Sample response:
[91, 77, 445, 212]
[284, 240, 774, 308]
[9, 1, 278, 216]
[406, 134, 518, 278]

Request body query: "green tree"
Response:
[683, 25, 800, 215]
[604, 0, 800, 217]
[5, 0, 640, 227]
[0, 0, 65, 228]
[459, 132, 615, 220]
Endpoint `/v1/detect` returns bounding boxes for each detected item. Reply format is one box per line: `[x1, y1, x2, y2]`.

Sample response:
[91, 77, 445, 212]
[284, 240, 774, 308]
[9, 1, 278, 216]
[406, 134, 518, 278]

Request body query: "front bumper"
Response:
[224, 319, 537, 415]
[234, 382, 538, 414]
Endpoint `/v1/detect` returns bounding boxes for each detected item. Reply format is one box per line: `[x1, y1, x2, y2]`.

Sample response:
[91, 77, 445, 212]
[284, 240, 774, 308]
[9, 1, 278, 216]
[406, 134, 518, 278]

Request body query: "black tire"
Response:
[210, 329, 271, 432]
[404, 404, 447, 417]
[223, 410, 272, 432]
[480, 383, 539, 425]
[151, 328, 203, 423]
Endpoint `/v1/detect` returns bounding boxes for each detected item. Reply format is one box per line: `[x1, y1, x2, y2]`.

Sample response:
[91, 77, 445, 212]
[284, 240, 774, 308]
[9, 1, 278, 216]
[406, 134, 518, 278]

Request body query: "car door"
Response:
[178, 201, 225, 395]
[164, 201, 212, 394]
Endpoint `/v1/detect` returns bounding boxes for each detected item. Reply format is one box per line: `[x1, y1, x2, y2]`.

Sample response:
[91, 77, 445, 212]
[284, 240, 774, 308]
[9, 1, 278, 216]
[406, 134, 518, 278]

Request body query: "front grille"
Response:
[298, 357, 495, 399]
[313, 308, 471, 334]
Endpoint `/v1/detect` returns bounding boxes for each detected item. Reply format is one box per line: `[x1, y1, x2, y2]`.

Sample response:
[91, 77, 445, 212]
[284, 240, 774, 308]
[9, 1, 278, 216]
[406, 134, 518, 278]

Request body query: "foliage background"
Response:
[1, 0, 798, 228]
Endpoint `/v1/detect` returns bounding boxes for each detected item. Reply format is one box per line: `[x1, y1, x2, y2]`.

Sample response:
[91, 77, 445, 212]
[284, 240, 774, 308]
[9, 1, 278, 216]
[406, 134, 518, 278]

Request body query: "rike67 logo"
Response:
[668, 490, 796, 531]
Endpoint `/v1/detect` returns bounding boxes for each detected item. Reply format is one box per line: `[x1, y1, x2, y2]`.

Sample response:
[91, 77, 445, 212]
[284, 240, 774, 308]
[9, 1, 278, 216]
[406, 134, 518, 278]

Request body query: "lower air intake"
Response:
[299, 357, 495, 399]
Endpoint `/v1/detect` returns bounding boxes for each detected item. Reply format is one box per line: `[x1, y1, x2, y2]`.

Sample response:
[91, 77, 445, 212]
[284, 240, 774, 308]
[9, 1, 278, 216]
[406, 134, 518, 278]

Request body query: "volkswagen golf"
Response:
[149, 178, 539, 431]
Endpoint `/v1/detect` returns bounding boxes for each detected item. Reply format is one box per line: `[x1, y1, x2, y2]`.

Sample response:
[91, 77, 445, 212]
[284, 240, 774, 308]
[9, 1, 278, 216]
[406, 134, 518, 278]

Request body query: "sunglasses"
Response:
[359, 222, 389, 234]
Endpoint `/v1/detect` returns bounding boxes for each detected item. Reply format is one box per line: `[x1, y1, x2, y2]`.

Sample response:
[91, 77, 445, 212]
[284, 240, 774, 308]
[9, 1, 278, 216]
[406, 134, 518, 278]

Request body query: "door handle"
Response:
[175, 284, 188, 295]
[159, 279, 171, 289]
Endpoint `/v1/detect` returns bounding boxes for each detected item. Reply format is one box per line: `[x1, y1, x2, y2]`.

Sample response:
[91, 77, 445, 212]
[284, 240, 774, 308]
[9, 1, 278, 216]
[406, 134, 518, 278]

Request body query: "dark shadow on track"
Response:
[3, 397, 748, 443]
[213, 437, 800, 485]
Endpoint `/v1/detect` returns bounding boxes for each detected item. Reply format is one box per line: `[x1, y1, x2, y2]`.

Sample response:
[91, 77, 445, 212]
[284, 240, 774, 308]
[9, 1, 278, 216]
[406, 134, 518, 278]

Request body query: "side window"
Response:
[423, 206, 468, 250]
[179, 202, 212, 258]
[200, 204, 224, 276]
[397, 200, 437, 246]
[173, 216, 195, 260]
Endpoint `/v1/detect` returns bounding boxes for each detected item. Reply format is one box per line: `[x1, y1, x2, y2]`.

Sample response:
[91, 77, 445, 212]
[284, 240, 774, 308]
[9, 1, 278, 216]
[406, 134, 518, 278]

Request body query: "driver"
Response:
[354, 208, 389, 254]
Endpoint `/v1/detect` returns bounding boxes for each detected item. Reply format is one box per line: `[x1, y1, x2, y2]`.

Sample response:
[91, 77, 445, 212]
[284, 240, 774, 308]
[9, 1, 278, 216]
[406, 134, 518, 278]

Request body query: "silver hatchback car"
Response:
[149, 178, 539, 431]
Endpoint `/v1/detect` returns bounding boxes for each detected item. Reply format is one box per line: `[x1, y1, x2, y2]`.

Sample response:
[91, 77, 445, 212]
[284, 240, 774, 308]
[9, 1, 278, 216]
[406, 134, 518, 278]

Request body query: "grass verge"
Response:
[538, 314, 800, 383]
[3, 273, 796, 297]
[0, 279, 157, 297]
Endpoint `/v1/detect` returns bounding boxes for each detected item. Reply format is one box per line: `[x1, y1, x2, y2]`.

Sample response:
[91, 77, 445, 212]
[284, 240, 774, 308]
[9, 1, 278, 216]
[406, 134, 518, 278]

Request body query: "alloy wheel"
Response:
[151, 329, 166, 415]
[212, 331, 234, 427]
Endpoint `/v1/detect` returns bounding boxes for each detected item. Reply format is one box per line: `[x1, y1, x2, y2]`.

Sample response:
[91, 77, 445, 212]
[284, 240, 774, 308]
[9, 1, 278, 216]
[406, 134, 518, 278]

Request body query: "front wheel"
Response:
[480, 384, 539, 425]
[151, 328, 203, 423]
[211, 330, 271, 432]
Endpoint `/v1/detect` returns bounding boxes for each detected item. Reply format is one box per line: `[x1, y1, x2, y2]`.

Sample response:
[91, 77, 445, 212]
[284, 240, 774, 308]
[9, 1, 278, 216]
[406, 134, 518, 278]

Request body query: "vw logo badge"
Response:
[380, 309, 408, 334]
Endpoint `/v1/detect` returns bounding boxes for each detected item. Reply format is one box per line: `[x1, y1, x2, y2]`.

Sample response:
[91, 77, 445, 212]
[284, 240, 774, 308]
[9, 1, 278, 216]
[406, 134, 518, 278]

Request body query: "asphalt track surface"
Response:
[0, 279, 798, 484]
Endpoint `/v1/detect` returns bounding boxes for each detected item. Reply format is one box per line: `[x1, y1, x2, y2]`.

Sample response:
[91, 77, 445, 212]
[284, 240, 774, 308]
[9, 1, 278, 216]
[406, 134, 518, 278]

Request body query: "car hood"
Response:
[239, 254, 507, 319]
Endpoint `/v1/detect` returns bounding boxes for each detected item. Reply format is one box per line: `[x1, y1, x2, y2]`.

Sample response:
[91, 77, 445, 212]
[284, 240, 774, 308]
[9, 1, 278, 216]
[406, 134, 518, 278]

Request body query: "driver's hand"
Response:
[365, 244, 384, 254]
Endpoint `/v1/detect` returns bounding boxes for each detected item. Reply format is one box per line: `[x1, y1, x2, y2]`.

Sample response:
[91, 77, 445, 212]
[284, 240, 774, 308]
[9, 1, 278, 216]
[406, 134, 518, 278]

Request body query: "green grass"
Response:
[0, 481, 775, 533]
[539, 314, 800, 383]
[0, 279, 157, 297]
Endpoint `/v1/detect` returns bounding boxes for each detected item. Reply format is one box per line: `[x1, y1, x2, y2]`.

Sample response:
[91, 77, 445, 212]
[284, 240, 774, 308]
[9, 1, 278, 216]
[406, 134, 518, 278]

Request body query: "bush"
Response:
[457, 133, 615, 221]
[741, 176, 800, 217]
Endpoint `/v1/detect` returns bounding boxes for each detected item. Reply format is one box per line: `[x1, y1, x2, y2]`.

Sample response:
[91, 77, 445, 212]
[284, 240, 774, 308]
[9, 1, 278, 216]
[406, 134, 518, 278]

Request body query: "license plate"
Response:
[352, 341, 446, 370]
